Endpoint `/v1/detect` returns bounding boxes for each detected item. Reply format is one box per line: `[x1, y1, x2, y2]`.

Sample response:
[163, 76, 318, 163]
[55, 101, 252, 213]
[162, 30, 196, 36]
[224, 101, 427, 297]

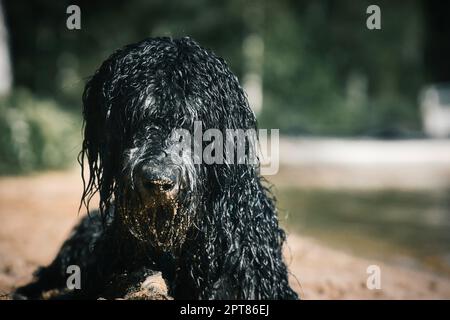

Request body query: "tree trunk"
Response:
[0, 0, 12, 96]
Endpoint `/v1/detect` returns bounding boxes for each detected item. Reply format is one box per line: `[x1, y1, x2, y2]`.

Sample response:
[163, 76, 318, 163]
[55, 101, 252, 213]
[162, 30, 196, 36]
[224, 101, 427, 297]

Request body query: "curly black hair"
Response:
[14, 37, 298, 300]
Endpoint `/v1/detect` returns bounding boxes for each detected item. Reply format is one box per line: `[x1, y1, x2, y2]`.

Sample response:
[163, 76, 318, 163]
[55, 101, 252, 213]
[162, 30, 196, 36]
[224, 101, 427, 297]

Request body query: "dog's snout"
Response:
[138, 164, 178, 194]
[143, 178, 175, 192]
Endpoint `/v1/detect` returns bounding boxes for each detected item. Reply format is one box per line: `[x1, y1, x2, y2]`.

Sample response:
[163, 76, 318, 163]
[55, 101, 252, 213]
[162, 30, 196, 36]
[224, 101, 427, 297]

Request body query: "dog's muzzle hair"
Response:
[119, 128, 199, 251]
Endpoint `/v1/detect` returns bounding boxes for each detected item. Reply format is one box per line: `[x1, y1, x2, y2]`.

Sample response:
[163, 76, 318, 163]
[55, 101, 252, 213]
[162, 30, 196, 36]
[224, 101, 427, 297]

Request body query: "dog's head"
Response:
[80, 37, 258, 252]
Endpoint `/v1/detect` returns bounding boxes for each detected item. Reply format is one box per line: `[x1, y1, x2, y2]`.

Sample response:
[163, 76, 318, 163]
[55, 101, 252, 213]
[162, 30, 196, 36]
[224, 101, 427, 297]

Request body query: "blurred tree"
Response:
[2, 0, 444, 137]
[423, 0, 450, 83]
[242, 0, 265, 115]
[260, 0, 425, 136]
[0, 0, 11, 96]
[4, 0, 246, 107]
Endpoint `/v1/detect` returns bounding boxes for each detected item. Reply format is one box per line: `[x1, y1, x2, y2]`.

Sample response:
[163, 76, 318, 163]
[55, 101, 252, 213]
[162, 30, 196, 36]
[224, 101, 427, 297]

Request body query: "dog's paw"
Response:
[123, 271, 172, 300]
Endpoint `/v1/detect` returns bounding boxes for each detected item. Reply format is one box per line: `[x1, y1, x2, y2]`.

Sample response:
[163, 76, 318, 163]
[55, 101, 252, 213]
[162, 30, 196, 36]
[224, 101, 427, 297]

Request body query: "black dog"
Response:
[14, 37, 298, 300]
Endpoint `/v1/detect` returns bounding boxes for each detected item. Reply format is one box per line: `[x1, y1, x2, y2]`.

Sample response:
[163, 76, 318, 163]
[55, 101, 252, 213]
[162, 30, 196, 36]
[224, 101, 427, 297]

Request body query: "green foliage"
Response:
[4, 0, 429, 143]
[0, 90, 80, 174]
[260, 0, 424, 136]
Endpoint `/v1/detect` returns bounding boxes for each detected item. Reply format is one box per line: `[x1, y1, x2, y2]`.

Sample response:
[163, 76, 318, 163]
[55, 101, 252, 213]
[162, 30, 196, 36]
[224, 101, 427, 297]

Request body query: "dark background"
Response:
[4, 0, 450, 137]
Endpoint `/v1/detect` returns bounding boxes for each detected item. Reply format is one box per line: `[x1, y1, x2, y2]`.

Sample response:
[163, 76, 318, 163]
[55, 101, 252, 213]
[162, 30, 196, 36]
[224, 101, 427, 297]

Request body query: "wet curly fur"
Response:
[14, 37, 298, 300]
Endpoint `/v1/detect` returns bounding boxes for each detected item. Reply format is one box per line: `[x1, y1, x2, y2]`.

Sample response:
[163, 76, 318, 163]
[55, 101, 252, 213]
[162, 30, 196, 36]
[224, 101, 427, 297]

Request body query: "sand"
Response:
[0, 168, 449, 299]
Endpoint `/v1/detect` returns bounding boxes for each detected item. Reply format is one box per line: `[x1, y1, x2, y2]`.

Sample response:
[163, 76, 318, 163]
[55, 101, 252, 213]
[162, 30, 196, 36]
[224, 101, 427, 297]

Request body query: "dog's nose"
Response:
[138, 164, 178, 194]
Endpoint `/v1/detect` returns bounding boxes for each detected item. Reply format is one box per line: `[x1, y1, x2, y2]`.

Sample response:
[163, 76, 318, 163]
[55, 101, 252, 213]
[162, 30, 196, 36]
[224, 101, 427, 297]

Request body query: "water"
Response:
[276, 188, 450, 274]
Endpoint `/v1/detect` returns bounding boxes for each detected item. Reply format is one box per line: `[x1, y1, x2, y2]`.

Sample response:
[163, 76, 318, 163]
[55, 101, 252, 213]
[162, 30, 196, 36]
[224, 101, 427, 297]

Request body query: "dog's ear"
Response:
[185, 164, 297, 299]
[79, 61, 117, 218]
